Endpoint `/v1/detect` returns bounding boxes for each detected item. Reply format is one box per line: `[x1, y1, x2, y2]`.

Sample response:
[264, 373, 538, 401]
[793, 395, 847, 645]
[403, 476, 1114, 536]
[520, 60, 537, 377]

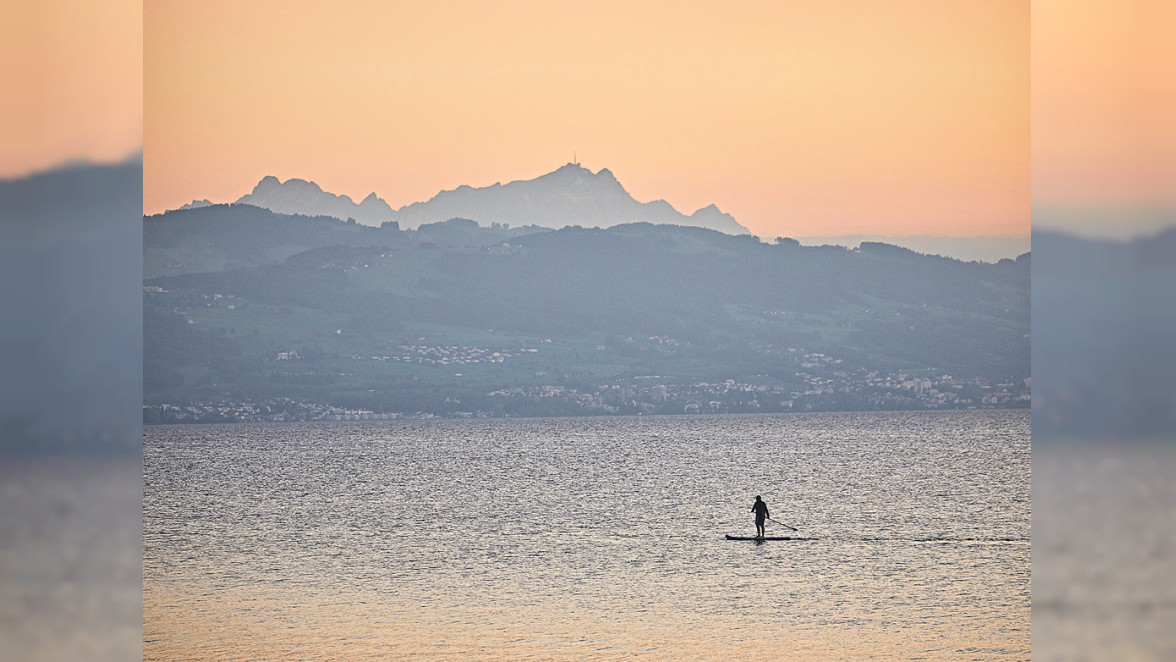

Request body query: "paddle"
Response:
[768, 517, 797, 532]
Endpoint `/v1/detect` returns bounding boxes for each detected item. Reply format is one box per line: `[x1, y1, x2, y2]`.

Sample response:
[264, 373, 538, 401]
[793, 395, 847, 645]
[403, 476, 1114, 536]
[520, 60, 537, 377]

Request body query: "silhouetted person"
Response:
[752, 495, 770, 538]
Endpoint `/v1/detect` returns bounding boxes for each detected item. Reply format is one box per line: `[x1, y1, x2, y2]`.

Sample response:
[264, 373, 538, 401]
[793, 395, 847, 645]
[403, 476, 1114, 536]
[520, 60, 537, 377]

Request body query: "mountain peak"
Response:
[254, 175, 281, 191]
[557, 162, 589, 173]
[550, 163, 616, 181]
[543, 162, 594, 181]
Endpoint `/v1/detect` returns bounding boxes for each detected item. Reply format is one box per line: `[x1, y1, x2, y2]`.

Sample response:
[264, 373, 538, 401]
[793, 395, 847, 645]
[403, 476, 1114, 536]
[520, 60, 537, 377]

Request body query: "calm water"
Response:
[144, 411, 1030, 660]
[1033, 442, 1176, 661]
[0, 457, 142, 661]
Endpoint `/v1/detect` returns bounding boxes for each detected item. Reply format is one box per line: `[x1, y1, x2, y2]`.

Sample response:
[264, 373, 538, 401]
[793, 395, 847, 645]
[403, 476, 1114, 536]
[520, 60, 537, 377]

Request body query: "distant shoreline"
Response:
[143, 406, 1029, 426]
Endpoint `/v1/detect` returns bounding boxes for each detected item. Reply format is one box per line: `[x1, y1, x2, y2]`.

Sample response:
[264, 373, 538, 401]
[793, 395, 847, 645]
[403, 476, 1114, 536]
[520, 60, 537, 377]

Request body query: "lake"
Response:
[144, 410, 1030, 660]
[0, 457, 141, 661]
[1032, 440, 1176, 661]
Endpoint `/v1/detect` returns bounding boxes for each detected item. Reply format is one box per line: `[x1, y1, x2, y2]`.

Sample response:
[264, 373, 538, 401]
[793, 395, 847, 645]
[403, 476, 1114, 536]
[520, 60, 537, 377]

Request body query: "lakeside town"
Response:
[143, 364, 1030, 424]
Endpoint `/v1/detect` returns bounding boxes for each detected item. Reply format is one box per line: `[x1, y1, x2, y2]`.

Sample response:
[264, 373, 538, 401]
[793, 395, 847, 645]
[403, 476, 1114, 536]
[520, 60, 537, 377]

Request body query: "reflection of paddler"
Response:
[751, 495, 770, 539]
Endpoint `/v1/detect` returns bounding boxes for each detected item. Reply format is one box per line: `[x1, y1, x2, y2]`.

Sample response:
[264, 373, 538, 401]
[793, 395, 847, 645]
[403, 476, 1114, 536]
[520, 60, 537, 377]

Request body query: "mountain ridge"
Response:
[235, 175, 396, 226]
[224, 164, 749, 235]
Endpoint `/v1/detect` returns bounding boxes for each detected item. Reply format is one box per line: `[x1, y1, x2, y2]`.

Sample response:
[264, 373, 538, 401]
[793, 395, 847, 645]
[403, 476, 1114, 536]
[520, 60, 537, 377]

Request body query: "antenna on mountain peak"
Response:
[573, 151, 578, 166]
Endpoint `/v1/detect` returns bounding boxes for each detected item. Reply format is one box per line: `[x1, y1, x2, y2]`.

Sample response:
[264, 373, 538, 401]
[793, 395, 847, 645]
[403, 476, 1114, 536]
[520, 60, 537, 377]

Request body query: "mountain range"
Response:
[202, 163, 749, 235]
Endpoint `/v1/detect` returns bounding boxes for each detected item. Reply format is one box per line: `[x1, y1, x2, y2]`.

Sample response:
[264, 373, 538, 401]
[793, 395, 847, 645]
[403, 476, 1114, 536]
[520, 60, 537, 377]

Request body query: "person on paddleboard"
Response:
[752, 495, 770, 538]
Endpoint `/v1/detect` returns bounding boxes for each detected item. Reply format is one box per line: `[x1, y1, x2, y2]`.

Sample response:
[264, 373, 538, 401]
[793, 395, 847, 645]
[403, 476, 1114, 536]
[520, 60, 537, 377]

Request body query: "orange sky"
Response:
[10, 1, 1171, 240]
[0, 0, 142, 177]
[1033, 0, 1176, 238]
[143, 1, 1029, 238]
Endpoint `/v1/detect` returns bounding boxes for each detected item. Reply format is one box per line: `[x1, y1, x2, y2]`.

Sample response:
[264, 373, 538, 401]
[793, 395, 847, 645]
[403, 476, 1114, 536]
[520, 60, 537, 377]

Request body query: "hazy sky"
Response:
[144, 1, 1029, 238]
[1032, 0, 1176, 239]
[0, 0, 142, 177]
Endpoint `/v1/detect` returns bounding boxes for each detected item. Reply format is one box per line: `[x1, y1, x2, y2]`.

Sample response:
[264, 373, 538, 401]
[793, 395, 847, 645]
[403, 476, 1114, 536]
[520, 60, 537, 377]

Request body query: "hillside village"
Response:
[144, 341, 1029, 424]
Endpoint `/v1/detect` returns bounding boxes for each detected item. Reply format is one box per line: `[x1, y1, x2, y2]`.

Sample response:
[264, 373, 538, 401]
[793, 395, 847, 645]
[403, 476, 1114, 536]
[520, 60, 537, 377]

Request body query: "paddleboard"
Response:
[725, 535, 815, 541]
